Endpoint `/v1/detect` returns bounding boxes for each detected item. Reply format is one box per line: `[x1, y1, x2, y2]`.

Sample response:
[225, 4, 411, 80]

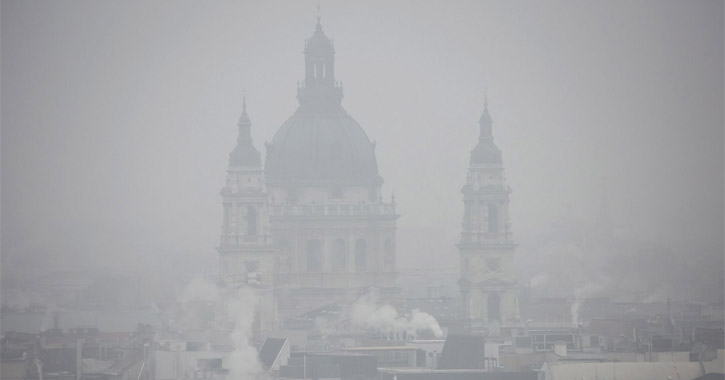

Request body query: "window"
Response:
[487, 293, 501, 321]
[332, 239, 347, 272]
[590, 335, 600, 346]
[278, 239, 291, 273]
[246, 206, 257, 236]
[463, 201, 472, 229]
[548, 334, 574, 343]
[487, 203, 498, 233]
[383, 238, 394, 267]
[355, 239, 367, 271]
[306, 239, 322, 272]
[197, 358, 222, 371]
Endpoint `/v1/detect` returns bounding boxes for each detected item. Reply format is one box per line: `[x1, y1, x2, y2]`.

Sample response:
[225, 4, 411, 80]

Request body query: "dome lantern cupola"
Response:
[297, 15, 343, 107]
[265, 19, 379, 186]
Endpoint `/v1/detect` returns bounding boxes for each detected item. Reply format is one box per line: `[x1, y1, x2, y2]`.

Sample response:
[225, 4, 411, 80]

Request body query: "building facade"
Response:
[218, 19, 400, 328]
[457, 100, 520, 333]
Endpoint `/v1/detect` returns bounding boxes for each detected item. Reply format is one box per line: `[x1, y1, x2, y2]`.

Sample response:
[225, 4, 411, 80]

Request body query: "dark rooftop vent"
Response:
[258, 338, 287, 370]
[437, 334, 485, 370]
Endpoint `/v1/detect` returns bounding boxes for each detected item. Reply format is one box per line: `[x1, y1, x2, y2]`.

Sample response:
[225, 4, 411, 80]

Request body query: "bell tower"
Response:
[218, 96, 277, 331]
[457, 98, 519, 334]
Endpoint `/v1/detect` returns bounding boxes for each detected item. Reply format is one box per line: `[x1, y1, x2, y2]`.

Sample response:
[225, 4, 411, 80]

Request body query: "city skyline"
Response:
[2, 1, 722, 298]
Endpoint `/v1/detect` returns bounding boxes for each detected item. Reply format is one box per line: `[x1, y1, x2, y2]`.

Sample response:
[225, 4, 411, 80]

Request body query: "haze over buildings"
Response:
[2, 2, 724, 380]
[3, 1, 723, 304]
[1, 0, 724, 361]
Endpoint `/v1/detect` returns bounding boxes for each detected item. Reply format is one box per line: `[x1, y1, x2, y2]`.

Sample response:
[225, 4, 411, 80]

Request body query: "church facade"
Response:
[217, 19, 400, 329]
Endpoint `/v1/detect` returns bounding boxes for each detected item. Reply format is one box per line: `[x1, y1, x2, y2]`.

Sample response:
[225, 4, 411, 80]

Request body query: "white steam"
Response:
[351, 290, 443, 338]
[529, 273, 550, 288]
[227, 287, 264, 379]
[570, 281, 604, 327]
[180, 277, 222, 304]
[177, 277, 265, 379]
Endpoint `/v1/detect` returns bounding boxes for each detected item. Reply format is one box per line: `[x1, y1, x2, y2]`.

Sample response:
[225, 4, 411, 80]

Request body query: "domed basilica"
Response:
[217, 19, 400, 330]
[218, 17, 518, 335]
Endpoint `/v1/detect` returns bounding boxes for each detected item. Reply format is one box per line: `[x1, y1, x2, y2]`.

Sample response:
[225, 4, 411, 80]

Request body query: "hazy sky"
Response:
[2, 1, 723, 277]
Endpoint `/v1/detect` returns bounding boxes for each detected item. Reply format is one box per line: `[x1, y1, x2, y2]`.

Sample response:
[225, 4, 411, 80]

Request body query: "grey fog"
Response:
[1, 1, 723, 380]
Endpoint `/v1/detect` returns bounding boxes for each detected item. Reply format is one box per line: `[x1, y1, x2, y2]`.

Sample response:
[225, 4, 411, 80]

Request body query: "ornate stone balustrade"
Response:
[460, 231, 514, 244]
[219, 234, 268, 246]
[275, 271, 397, 289]
[269, 202, 396, 217]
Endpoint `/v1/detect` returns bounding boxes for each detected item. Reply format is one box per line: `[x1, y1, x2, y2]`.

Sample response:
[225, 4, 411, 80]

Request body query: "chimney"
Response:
[76, 338, 83, 380]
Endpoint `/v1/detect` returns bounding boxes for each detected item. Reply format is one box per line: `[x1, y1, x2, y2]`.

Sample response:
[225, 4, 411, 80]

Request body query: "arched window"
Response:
[463, 201, 472, 229]
[278, 239, 291, 273]
[355, 239, 367, 272]
[383, 238, 394, 268]
[487, 203, 499, 233]
[306, 239, 322, 272]
[246, 206, 257, 236]
[332, 239, 347, 272]
[487, 293, 501, 322]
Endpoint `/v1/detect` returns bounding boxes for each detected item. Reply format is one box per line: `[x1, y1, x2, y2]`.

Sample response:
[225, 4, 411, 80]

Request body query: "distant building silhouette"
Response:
[457, 98, 520, 333]
[218, 18, 400, 330]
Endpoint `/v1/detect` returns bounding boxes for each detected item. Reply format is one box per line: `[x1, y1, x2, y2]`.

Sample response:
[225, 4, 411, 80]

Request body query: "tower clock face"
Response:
[485, 258, 501, 273]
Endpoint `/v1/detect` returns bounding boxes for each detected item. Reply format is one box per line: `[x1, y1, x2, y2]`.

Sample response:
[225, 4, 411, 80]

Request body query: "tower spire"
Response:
[229, 91, 261, 167]
[237, 91, 251, 142]
[479, 92, 493, 139]
[484, 86, 488, 112]
[470, 91, 502, 165]
[316, 1, 321, 26]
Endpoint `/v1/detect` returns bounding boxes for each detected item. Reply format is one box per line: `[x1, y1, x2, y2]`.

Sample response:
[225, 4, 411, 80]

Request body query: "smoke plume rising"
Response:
[351, 290, 444, 338]
[178, 277, 265, 379]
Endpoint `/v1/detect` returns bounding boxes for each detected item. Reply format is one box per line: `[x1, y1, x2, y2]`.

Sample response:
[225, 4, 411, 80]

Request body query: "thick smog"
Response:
[2, 2, 723, 380]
